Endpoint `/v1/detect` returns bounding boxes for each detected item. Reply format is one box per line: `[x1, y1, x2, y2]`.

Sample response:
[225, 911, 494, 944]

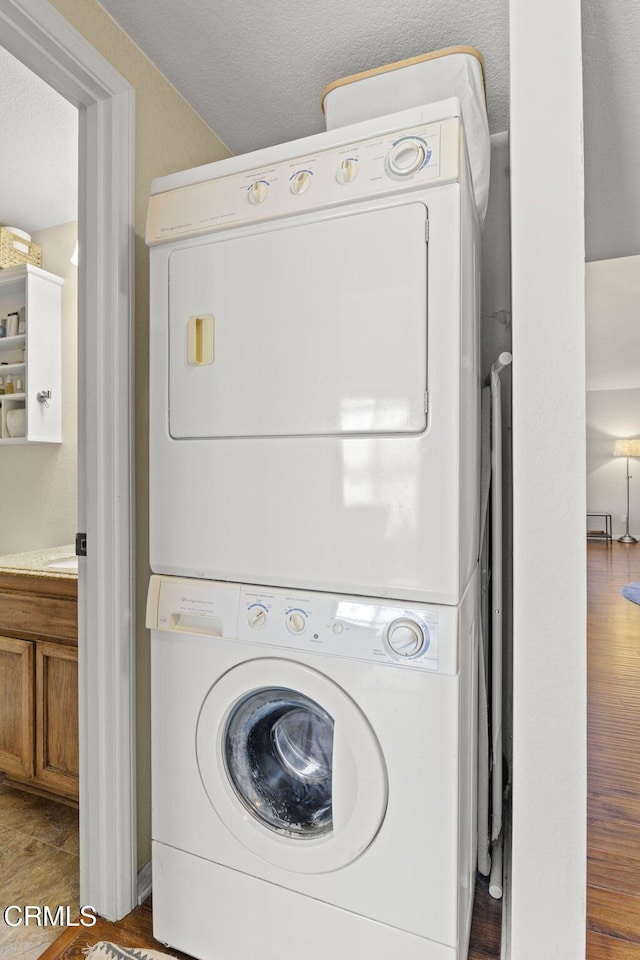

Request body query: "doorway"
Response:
[0, 44, 80, 959]
[0, 0, 135, 926]
[584, 254, 640, 954]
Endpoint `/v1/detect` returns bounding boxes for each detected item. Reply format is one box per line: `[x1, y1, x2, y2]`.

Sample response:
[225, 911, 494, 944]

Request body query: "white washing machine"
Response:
[146, 571, 478, 960]
[146, 98, 481, 606]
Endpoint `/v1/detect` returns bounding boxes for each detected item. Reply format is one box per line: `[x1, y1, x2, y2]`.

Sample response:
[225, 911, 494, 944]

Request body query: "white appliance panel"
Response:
[169, 203, 428, 439]
[151, 185, 476, 603]
[149, 574, 478, 951]
[146, 114, 460, 245]
[153, 842, 456, 960]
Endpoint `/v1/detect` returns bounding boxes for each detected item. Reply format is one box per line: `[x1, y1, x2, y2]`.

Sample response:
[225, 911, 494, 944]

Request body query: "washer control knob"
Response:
[336, 159, 358, 185]
[287, 612, 307, 633]
[385, 138, 426, 179]
[290, 171, 312, 196]
[387, 619, 425, 658]
[248, 607, 267, 629]
[248, 180, 269, 204]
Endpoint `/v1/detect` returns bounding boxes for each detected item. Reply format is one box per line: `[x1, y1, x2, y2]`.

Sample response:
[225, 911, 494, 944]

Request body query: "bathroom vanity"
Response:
[0, 546, 78, 805]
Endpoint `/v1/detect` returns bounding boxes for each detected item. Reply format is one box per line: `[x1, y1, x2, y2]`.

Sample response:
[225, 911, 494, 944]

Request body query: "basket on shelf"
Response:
[0, 227, 42, 269]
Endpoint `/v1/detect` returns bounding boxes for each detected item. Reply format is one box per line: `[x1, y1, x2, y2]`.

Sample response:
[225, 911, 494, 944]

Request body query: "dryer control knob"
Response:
[248, 607, 267, 629]
[336, 159, 358, 185]
[385, 138, 425, 179]
[290, 171, 312, 196]
[248, 180, 269, 204]
[287, 612, 307, 633]
[387, 619, 425, 658]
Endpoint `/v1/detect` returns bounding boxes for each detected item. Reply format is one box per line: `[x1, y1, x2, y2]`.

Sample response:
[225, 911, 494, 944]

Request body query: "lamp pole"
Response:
[620, 455, 638, 544]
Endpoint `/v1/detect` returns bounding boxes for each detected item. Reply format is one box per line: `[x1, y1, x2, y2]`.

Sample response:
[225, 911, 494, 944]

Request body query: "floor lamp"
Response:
[614, 439, 640, 543]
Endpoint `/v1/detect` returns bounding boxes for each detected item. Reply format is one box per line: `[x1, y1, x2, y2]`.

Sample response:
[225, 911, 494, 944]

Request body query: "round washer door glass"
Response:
[196, 658, 388, 874]
[225, 688, 334, 838]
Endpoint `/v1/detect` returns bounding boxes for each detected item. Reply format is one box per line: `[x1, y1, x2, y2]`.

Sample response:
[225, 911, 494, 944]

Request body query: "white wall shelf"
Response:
[0, 334, 26, 353]
[0, 264, 63, 443]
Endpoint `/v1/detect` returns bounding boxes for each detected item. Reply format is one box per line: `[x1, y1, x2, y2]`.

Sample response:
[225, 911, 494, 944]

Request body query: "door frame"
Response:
[0, 0, 136, 921]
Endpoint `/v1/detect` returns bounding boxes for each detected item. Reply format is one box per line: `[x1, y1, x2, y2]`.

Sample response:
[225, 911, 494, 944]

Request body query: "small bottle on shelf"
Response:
[5, 376, 13, 395]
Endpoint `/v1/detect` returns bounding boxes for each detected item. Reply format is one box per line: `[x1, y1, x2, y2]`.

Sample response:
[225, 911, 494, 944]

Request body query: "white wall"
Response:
[0, 221, 77, 556]
[587, 388, 640, 538]
[509, 0, 586, 956]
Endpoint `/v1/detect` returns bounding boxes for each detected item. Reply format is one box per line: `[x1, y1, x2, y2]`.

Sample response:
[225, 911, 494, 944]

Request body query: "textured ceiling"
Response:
[98, 0, 640, 263]
[98, 0, 510, 153]
[0, 45, 78, 234]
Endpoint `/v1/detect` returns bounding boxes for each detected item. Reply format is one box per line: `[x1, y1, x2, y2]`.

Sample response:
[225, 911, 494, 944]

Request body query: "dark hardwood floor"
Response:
[587, 541, 640, 958]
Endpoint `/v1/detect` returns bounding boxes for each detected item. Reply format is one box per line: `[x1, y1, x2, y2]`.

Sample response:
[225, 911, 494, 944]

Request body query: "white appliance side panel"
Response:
[458, 139, 482, 593]
[153, 842, 456, 960]
[168, 203, 427, 439]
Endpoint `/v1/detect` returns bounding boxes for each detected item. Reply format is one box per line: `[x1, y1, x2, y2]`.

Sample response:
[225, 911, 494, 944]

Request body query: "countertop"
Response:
[0, 544, 78, 580]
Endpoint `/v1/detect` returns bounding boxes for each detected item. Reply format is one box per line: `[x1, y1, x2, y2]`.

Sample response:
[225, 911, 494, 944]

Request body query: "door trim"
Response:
[0, 0, 136, 920]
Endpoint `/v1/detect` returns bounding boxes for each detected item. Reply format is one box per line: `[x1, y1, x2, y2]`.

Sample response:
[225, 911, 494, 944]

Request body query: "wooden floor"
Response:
[0, 778, 79, 960]
[587, 541, 640, 958]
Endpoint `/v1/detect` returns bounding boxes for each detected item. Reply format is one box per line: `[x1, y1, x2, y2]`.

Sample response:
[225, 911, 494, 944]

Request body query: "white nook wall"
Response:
[509, 0, 587, 956]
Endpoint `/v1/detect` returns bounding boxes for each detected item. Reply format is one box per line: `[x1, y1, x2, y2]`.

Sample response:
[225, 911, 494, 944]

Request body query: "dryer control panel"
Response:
[146, 117, 460, 245]
[146, 575, 460, 676]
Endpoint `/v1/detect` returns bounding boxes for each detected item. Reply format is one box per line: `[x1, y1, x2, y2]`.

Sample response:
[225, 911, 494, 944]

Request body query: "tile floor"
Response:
[0, 777, 79, 959]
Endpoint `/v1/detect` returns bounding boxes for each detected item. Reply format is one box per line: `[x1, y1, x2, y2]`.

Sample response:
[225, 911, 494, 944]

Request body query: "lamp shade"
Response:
[614, 439, 640, 457]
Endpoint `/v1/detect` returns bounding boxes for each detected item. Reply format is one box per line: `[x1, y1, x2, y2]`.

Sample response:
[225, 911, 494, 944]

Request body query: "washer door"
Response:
[196, 658, 388, 874]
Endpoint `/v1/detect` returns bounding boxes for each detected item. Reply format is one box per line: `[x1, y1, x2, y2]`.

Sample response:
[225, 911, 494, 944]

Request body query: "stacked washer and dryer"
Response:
[146, 48, 490, 960]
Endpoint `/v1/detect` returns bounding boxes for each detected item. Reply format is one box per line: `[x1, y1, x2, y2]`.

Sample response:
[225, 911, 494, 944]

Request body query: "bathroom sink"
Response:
[46, 557, 78, 572]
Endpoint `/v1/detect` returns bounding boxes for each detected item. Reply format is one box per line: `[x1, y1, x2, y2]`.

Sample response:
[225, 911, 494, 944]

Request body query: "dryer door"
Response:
[168, 202, 428, 439]
[196, 658, 388, 874]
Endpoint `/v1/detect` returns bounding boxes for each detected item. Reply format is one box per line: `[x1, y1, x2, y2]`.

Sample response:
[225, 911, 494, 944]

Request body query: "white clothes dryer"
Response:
[146, 99, 482, 606]
[146, 571, 478, 960]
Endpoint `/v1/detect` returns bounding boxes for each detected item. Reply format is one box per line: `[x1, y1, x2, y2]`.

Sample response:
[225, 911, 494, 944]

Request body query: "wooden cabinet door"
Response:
[35, 641, 79, 800]
[0, 635, 34, 779]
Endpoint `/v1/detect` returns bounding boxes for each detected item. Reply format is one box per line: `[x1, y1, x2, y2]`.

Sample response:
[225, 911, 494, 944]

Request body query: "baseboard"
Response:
[500, 808, 512, 960]
[137, 859, 153, 905]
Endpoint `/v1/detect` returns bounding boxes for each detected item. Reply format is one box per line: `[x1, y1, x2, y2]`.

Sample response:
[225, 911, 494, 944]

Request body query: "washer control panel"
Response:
[239, 585, 457, 675]
[146, 118, 459, 245]
[147, 576, 459, 675]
